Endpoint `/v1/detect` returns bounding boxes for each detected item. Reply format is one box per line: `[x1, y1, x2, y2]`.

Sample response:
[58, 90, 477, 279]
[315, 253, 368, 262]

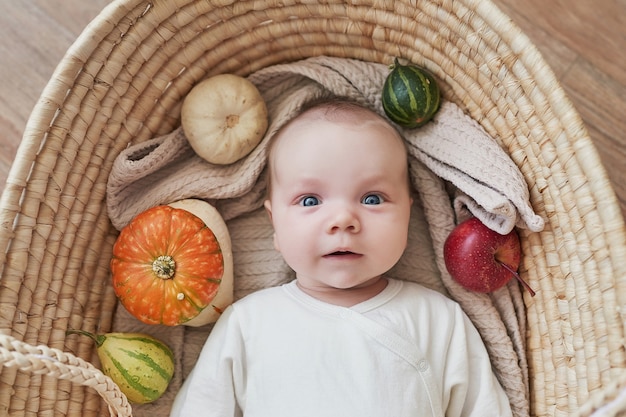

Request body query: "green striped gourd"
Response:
[67, 330, 175, 404]
[382, 58, 441, 128]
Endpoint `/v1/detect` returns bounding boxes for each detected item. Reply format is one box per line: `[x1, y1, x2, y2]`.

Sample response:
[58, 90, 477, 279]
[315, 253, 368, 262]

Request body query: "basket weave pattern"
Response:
[1, 0, 625, 416]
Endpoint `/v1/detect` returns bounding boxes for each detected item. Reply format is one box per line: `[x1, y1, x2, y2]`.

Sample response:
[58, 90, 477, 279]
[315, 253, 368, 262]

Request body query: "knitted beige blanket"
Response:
[106, 56, 544, 417]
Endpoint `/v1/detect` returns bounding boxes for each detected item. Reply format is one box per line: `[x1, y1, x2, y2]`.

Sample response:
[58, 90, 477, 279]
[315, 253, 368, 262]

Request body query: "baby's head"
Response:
[264, 99, 413, 294]
[265, 99, 411, 196]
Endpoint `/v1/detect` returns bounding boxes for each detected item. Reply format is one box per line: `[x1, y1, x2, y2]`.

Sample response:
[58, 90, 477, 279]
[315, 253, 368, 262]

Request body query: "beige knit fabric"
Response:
[106, 56, 544, 417]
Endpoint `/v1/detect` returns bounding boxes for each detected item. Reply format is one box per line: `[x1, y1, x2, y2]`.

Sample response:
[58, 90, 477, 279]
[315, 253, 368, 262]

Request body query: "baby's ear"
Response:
[263, 199, 273, 222]
[263, 200, 281, 252]
[272, 233, 280, 252]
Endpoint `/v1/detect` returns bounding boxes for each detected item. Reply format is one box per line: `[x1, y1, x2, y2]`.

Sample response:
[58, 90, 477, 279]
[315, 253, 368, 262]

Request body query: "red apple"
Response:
[443, 217, 535, 296]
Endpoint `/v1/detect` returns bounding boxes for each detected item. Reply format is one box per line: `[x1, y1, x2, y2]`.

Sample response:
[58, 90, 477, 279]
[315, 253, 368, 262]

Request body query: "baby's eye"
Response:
[299, 196, 320, 207]
[362, 194, 384, 205]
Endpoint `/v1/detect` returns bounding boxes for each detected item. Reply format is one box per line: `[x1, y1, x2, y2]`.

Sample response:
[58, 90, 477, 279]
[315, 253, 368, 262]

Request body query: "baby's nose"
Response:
[327, 206, 361, 233]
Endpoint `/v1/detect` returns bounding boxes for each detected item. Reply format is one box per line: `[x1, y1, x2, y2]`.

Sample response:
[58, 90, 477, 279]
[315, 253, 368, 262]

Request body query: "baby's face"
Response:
[264, 114, 412, 293]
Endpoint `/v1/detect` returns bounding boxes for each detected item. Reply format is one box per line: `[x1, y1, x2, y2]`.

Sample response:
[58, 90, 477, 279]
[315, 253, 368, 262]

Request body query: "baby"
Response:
[170, 99, 513, 417]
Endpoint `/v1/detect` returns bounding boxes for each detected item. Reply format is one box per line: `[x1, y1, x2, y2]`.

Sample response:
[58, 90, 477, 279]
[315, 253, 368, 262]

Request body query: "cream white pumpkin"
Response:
[181, 74, 268, 165]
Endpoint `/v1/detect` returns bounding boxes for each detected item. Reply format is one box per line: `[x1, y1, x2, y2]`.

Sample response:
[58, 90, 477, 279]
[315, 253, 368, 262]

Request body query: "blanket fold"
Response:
[106, 56, 544, 417]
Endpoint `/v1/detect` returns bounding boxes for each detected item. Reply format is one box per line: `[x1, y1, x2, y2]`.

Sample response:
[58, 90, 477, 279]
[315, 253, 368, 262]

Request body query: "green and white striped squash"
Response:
[382, 58, 441, 128]
[68, 330, 175, 404]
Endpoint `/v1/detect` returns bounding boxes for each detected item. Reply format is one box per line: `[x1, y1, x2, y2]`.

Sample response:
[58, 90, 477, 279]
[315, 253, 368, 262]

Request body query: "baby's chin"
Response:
[295, 276, 388, 306]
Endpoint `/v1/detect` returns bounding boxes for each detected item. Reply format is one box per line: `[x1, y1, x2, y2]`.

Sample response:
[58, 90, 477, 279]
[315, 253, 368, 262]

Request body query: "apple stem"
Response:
[498, 261, 536, 297]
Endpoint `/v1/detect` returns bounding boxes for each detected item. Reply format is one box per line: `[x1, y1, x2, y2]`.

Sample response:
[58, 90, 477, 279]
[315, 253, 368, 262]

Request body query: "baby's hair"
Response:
[264, 97, 409, 198]
[292, 96, 392, 126]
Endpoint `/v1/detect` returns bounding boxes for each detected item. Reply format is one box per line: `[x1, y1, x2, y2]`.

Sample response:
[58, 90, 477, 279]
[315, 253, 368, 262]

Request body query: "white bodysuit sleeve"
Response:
[443, 304, 513, 417]
[169, 306, 245, 417]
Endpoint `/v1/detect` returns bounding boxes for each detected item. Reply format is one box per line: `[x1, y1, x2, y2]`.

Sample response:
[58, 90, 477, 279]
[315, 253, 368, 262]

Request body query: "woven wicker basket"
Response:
[1, 0, 625, 416]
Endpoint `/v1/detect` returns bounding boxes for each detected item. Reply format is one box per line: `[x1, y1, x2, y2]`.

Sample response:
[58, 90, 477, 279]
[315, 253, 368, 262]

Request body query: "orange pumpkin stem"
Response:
[152, 255, 176, 279]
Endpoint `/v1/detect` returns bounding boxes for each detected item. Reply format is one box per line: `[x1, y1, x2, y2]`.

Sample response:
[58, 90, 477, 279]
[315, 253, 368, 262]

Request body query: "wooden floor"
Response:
[1, 0, 625, 221]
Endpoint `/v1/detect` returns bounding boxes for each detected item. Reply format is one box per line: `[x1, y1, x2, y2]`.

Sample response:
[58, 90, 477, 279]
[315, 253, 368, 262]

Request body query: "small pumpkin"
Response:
[111, 199, 234, 326]
[67, 330, 175, 404]
[181, 73, 268, 165]
[169, 198, 234, 324]
[382, 58, 441, 128]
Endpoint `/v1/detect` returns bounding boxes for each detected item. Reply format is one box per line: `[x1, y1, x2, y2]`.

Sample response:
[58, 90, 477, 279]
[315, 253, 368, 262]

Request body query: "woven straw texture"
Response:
[0, 0, 625, 416]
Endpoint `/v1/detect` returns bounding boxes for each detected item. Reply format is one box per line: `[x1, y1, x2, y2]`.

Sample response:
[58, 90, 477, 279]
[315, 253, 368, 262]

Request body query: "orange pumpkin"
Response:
[111, 205, 224, 326]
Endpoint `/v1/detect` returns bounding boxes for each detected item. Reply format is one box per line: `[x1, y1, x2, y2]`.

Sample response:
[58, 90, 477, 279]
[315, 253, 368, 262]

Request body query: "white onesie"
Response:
[170, 278, 512, 417]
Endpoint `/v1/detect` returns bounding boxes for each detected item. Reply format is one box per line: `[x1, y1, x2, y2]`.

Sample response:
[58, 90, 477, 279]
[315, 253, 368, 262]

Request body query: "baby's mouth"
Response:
[324, 250, 361, 258]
